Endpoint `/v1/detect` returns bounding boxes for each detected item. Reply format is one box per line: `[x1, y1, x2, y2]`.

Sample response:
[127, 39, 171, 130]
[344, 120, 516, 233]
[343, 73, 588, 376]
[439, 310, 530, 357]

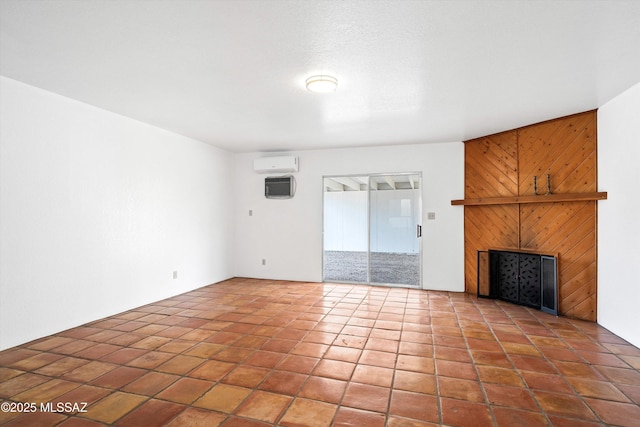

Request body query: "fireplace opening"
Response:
[477, 249, 558, 315]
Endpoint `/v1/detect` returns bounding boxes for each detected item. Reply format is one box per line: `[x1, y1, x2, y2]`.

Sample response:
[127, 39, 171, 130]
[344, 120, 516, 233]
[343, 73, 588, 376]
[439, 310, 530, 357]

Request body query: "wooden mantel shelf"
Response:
[451, 191, 607, 206]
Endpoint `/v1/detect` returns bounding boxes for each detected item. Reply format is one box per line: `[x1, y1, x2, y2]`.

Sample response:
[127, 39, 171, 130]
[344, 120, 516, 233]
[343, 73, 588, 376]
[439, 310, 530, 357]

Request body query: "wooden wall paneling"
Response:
[465, 131, 518, 198]
[464, 205, 519, 293]
[519, 201, 597, 321]
[555, 203, 597, 321]
[464, 131, 519, 293]
[545, 122, 596, 193]
[517, 111, 598, 320]
[517, 124, 564, 196]
[520, 202, 595, 249]
[561, 253, 597, 320]
[565, 150, 598, 193]
[462, 111, 599, 321]
[518, 111, 597, 195]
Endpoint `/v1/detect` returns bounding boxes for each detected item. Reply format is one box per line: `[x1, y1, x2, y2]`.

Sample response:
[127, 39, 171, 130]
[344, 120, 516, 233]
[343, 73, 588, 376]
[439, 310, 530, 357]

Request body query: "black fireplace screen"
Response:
[540, 255, 558, 314]
[477, 249, 558, 315]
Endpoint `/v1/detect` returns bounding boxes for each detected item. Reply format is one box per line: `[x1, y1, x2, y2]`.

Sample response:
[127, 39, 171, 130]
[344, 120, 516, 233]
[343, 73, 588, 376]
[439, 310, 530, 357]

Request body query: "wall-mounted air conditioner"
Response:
[253, 156, 298, 173]
[265, 175, 295, 199]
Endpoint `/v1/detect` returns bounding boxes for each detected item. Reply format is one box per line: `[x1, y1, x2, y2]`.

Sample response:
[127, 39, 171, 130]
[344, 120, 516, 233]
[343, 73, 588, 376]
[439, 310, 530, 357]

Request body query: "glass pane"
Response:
[323, 176, 369, 283]
[369, 174, 421, 287]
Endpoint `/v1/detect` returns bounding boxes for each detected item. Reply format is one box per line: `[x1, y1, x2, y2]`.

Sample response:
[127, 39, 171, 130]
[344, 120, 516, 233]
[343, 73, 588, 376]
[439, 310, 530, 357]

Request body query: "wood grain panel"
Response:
[465, 131, 518, 198]
[464, 130, 519, 292]
[452, 192, 606, 206]
[464, 205, 519, 293]
[520, 202, 597, 321]
[463, 111, 599, 321]
[518, 111, 597, 195]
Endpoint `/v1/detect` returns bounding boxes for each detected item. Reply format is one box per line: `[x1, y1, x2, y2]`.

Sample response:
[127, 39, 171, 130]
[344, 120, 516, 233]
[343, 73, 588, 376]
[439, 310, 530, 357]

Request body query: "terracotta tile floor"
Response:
[1, 278, 640, 426]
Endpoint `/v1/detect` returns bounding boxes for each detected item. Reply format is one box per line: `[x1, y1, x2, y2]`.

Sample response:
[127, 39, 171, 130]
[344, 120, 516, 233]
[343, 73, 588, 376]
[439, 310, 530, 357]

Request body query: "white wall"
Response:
[598, 81, 640, 348]
[233, 143, 464, 291]
[0, 77, 234, 350]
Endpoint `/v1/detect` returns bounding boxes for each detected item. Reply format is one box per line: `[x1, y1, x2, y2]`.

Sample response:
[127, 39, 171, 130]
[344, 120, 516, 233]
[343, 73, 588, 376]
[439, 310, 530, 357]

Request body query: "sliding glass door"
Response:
[323, 173, 422, 288]
[369, 174, 421, 287]
[323, 176, 370, 283]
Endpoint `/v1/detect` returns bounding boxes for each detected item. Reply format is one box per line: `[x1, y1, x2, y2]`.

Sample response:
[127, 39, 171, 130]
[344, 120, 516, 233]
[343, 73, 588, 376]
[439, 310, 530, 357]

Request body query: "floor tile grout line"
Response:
[485, 301, 606, 424]
[543, 309, 640, 410]
[2, 279, 640, 426]
[272, 289, 374, 427]
[474, 295, 554, 426]
[518, 305, 611, 423]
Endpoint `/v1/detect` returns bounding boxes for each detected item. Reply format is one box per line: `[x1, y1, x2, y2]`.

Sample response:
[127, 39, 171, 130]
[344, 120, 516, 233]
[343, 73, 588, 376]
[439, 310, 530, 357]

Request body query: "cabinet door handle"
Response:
[417, 225, 422, 238]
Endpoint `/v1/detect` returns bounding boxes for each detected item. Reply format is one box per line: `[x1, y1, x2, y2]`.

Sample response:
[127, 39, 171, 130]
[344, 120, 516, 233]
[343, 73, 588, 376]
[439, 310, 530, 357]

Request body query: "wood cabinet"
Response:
[457, 111, 600, 321]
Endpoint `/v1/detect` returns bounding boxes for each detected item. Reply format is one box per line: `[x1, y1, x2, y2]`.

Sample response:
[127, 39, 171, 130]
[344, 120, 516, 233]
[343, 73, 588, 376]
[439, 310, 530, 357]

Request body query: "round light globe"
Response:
[306, 75, 338, 93]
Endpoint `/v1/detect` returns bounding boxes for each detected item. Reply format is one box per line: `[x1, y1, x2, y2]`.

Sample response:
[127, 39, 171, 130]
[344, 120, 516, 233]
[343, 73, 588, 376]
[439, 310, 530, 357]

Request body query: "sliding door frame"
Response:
[322, 172, 423, 288]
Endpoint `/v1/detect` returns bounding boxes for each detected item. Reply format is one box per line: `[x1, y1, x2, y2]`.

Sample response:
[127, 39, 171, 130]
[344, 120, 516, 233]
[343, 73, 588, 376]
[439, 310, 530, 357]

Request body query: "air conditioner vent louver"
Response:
[265, 175, 295, 199]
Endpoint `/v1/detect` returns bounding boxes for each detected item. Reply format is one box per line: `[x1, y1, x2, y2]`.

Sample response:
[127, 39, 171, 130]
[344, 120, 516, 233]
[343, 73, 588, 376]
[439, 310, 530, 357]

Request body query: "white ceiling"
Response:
[1, 0, 639, 153]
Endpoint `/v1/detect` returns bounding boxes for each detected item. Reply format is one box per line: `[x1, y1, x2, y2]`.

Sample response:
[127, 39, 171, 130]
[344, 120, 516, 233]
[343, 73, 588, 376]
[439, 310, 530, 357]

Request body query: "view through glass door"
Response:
[323, 173, 422, 288]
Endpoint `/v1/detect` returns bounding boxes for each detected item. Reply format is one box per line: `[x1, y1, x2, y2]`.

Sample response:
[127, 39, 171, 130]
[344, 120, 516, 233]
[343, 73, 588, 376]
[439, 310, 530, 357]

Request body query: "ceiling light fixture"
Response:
[306, 75, 338, 93]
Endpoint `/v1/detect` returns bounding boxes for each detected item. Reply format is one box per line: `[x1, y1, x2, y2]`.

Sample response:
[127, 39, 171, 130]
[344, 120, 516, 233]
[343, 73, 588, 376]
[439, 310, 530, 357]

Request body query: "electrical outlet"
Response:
[262, 259, 266, 266]
[172, 270, 178, 280]
[427, 212, 436, 220]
